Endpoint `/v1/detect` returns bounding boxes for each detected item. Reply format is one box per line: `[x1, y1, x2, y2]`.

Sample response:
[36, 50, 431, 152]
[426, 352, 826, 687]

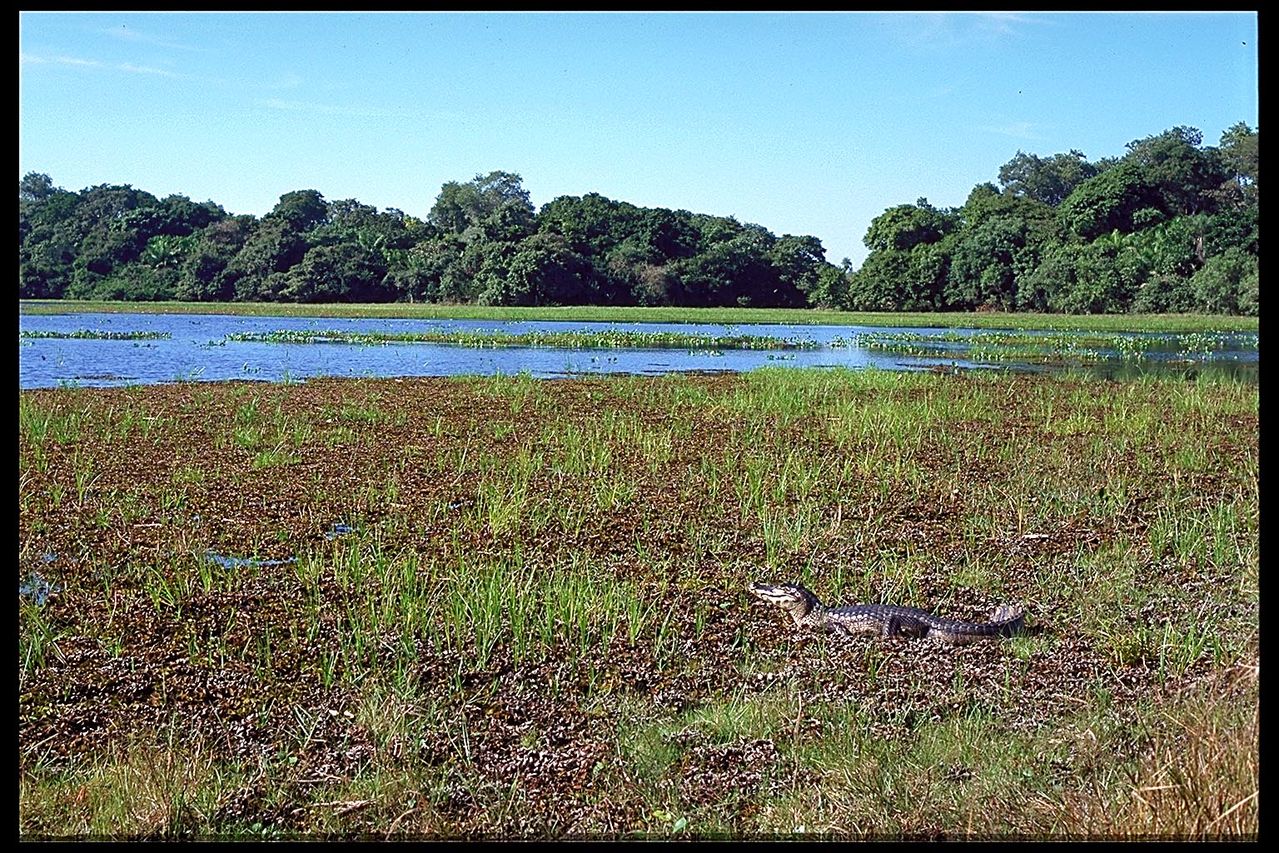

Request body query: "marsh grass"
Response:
[19, 397, 84, 447]
[19, 602, 65, 678]
[18, 367, 1257, 838]
[19, 732, 240, 839]
[431, 552, 654, 670]
[1051, 690, 1258, 838]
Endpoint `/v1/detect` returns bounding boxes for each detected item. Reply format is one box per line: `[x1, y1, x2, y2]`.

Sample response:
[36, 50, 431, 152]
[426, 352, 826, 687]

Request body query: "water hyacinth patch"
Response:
[221, 328, 822, 351]
[20, 329, 172, 341]
[854, 330, 1257, 364]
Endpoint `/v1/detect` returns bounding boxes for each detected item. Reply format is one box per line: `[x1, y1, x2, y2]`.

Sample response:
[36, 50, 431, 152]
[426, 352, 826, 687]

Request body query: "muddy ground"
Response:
[18, 373, 1259, 837]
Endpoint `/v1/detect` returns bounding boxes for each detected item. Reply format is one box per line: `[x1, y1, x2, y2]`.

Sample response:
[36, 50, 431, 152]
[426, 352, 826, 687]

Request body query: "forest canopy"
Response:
[18, 122, 1257, 314]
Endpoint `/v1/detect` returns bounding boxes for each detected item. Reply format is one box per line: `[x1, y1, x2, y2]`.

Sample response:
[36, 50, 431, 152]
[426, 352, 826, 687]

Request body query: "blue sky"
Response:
[19, 11, 1258, 269]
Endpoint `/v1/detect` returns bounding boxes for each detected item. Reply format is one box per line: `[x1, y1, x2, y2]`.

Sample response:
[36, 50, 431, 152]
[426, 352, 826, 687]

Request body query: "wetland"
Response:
[17, 308, 1260, 389]
[18, 362, 1259, 839]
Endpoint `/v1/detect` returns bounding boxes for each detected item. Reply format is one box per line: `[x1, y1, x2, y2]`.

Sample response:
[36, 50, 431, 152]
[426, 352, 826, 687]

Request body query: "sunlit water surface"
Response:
[17, 312, 1259, 389]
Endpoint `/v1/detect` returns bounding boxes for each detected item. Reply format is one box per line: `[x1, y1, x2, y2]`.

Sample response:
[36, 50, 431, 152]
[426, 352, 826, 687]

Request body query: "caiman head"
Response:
[749, 581, 820, 625]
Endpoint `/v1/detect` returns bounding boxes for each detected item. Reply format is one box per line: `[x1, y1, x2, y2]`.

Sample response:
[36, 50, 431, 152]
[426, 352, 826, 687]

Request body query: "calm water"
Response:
[17, 312, 1259, 389]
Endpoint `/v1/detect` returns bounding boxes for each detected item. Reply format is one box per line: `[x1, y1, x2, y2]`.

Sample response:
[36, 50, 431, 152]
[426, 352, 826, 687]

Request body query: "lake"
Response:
[17, 311, 1260, 389]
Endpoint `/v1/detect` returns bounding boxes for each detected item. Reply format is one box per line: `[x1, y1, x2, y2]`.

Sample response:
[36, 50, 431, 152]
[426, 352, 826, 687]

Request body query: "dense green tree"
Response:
[48, 186, 223, 299]
[320, 199, 423, 249]
[466, 241, 521, 306]
[620, 263, 676, 307]
[806, 262, 852, 310]
[1122, 215, 1207, 279]
[1016, 243, 1074, 312]
[465, 198, 537, 244]
[767, 235, 829, 304]
[1130, 272, 1199, 314]
[386, 234, 466, 302]
[666, 225, 785, 307]
[998, 150, 1099, 206]
[946, 216, 1024, 310]
[20, 176, 81, 298]
[1123, 126, 1230, 218]
[958, 183, 1058, 235]
[220, 219, 310, 302]
[633, 208, 700, 262]
[850, 240, 951, 312]
[140, 233, 198, 272]
[279, 242, 392, 303]
[1202, 205, 1257, 258]
[306, 198, 425, 286]
[268, 189, 328, 230]
[218, 191, 332, 301]
[19, 172, 58, 203]
[429, 171, 533, 236]
[437, 237, 500, 303]
[175, 215, 257, 301]
[155, 194, 226, 236]
[1058, 163, 1162, 241]
[20, 240, 78, 298]
[935, 185, 1057, 310]
[482, 232, 595, 306]
[59, 184, 166, 296]
[863, 199, 956, 253]
[846, 249, 911, 311]
[1191, 247, 1258, 316]
[1018, 236, 1145, 314]
[687, 213, 747, 252]
[1219, 122, 1258, 192]
[578, 203, 700, 304]
[88, 262, 179, 302]
[537, 193, 641, 253]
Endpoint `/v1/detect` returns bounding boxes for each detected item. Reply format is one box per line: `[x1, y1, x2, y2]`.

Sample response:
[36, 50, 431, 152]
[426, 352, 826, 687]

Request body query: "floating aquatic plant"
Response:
[20, 329, 171, 341]
[854, 329, 1252, 364]
[222, 328, 821, 351]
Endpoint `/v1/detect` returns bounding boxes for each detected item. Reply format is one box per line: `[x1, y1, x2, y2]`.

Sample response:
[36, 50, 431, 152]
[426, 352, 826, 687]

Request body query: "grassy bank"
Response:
[18, 369, 1257, 839]
[18, 299, 1259, 334]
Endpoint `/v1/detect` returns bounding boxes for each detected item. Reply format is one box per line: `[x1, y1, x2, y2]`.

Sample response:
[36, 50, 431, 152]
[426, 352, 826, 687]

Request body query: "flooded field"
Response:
[18, 368, 1258, 838]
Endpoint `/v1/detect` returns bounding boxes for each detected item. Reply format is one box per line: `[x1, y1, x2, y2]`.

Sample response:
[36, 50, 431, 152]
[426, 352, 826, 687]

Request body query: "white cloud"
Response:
[21, 52, 186, 78]
[119, 63, 181, 78]
[975, 13, 1039, 38]
[100, 25, 204, 52]
[50, 55, 105, 68]
[895, 12, 1046, 51]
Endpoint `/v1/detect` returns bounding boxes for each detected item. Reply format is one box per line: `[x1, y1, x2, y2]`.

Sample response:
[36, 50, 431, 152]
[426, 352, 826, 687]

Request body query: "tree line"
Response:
[18, 121, 1257, 314]
[18, 170, 839, 310]
[845, 123, 1257, 315]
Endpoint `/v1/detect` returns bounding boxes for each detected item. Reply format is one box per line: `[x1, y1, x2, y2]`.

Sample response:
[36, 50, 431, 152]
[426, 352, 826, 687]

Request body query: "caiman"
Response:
[749, 581, 1025, 645]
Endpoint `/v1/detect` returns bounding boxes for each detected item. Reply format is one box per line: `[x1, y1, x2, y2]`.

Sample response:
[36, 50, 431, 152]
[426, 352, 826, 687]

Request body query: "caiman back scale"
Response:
[749, 581, 1024, 646]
